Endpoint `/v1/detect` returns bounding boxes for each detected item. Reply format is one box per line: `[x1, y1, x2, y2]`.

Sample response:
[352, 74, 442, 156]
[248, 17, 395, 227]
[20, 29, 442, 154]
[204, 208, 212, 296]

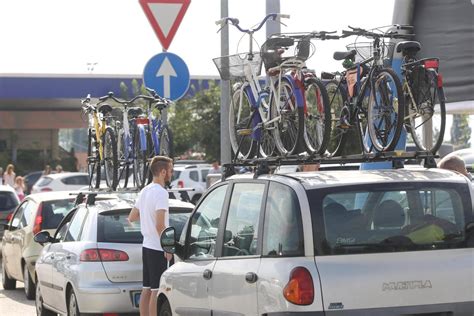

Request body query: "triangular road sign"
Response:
[139, 0, 191, 50]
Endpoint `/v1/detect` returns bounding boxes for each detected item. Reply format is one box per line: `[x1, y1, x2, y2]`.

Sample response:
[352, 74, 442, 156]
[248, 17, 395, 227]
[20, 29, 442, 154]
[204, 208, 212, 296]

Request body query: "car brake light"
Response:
[6, 212, 13, 222]
[423, 59, 439, 69]
[33, 203, 43, 235]
[283, 267, 314, 305]
[41, 188, 53, 192]
[80, 249, 129, 262]
[177, 180, 184, 188]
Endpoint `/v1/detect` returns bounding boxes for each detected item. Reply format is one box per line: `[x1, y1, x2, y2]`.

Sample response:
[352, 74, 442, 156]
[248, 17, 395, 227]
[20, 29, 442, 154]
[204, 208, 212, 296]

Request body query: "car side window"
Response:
[189, 170, 199, 182]
[263, 182, 304, 257]
[23, 201, 38, 226]
[61, 176, 89, 185]
[222, 183, 265, 257]
[64, 207, 88, 242]
[201, 169, 209, 182]
[187, 184, 228, 259]
[10, 201, 28, 229]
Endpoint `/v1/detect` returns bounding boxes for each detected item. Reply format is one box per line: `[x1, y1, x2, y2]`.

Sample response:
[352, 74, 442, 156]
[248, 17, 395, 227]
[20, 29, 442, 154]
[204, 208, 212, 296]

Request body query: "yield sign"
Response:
[139, 0, 191, 50]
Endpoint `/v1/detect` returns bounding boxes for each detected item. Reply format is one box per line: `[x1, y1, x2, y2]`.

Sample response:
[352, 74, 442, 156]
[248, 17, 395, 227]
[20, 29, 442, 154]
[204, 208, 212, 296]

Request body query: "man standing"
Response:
[128, 156, 174, 316]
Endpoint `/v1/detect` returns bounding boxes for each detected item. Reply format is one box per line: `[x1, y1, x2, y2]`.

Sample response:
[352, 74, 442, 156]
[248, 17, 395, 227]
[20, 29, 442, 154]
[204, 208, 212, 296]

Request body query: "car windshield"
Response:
[307, 182, 471, 255]
[0, 191, 18, 210]
[42, 199, 76, 229]
[97, 207, 193, 243]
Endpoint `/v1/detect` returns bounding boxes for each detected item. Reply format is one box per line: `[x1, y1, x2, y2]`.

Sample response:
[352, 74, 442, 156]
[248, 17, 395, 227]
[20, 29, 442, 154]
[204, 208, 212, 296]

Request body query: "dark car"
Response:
[0, 185, 20, 240]
[24, 171, 44, 195]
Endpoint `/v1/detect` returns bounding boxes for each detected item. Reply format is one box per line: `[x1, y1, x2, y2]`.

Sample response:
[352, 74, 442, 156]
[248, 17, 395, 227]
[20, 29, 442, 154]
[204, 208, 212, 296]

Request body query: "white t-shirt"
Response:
[134, 183, 169, 251]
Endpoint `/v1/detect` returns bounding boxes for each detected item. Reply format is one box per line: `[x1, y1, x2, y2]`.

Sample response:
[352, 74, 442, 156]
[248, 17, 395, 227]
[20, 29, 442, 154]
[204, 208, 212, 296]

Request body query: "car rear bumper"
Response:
[76, 282, 142, 313]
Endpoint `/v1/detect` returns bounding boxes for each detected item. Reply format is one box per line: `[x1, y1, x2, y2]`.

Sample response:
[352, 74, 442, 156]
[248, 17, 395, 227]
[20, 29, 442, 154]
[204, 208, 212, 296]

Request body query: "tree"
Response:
[451, 114, 471, 150]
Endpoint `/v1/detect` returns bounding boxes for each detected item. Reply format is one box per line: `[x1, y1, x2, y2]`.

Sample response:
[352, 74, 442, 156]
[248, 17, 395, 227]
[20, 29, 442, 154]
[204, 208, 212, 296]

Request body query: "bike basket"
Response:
[346, 41, 395, 63]
[411, 65, 432, 104]
[213, 53, 262, 80]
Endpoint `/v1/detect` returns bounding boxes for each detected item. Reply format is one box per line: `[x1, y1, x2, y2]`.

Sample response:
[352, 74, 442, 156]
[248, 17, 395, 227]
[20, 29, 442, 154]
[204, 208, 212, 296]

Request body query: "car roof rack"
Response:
[223, 150, 438, 179]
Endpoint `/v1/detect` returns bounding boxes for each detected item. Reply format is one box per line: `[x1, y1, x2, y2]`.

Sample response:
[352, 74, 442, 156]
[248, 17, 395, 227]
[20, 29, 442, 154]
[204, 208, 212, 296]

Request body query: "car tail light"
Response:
[283, 267, 314, 305]
[80, 249, 129, 262]
[423, 59, 439, 69]
[6, 212, 13, 223]
[177, 180, 184, 188]
[40, 188, 53, 192]
[33, 203, 44, 235]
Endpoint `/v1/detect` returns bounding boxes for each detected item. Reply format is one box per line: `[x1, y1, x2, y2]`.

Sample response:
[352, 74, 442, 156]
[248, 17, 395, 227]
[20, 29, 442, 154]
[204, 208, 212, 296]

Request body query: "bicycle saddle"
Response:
[263, 37, 295, 50]
[333, 50, 356, 61]
[154, 102, 167, 111]
[128, 107, 143, 118]
[98, 103, 113, 115]
[395, 41, 421, 54]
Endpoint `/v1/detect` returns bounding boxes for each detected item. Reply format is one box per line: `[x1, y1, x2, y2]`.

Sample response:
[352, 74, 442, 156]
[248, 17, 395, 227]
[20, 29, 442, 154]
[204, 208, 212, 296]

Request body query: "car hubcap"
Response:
[24, 267, 29, 294]
[36, 285, 42, 315]
[69, 293, 77, 316]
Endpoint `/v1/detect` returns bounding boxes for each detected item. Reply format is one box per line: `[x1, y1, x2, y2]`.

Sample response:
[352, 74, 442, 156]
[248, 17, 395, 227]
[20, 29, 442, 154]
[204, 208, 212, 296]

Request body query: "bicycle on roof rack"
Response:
[214, 13, 307, 160]
[323, 25, 407, 156]
[394, 26, 446, 154]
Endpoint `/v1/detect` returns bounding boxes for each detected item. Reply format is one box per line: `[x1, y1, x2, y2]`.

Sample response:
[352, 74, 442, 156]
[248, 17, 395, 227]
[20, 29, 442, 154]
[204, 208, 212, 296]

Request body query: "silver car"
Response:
[34, 196, 194, 315]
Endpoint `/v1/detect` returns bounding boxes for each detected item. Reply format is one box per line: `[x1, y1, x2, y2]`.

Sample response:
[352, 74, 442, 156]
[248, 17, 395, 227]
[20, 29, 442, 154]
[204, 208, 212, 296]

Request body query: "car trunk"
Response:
[97, 242, 142, 283]
[314, 249, 473, 314]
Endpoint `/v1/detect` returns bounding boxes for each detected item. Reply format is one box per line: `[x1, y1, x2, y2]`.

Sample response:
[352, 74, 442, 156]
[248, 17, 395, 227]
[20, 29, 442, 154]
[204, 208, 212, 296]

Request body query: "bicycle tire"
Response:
[159, 124, 174, 158]
[116, 129, 130, 189]
[102, 127, 118, 190]
[272, 77, 303, 155]
[133, 126, 148, 189]
[229, 85, 256, 159]
[325, 80, 348, 156]
[87, 128, 101, 189]
[303, 77, 331, 155]
[367, 68, 405, 152]
[405, 69, 446, 154]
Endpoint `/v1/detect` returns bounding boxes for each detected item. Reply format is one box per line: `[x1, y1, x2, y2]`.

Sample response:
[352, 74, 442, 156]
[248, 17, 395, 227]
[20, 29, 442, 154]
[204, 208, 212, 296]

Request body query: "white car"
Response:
[158, 168, 474, 315]
[31, 172, 89, 194]
[170, 164, 211, 204]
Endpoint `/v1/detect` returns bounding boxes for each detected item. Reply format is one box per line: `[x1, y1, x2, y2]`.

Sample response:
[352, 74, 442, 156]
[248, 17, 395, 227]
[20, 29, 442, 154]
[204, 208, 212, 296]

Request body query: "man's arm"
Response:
[155, 209, 167, 237]
[128, 207, 140, 222]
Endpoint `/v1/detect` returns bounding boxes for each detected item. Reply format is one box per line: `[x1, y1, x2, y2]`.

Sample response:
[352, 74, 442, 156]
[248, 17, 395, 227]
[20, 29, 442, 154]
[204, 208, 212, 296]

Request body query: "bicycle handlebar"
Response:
[216, 13, 289, 34]
[342, 25, 415, 40]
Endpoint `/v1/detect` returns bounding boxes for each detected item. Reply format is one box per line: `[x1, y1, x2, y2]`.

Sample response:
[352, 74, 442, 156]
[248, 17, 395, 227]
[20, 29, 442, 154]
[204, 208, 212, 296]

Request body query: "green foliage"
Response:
[451, 114, 471, 150]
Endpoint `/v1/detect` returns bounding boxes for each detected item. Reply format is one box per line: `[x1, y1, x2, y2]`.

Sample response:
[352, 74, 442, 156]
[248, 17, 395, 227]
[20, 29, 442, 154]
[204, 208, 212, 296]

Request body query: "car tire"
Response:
[158, 299, 172, 316]
[24, 264, 36, 300]
[191, 194, 201, 205]
[36, 281, 55, 316]
[68, 289, 81, 316]
[2, 257, 16, 290]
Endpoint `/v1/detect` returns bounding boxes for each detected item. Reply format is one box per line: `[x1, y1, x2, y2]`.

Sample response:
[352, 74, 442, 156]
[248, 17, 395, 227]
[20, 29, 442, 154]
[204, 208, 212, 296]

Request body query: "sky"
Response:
[0, 0, 396, 77]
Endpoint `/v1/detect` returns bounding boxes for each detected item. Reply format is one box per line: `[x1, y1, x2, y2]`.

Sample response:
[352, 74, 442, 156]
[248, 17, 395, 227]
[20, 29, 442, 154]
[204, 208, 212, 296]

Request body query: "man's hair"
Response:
[150, 156, 173, 177]
[438, 155, 467, 175]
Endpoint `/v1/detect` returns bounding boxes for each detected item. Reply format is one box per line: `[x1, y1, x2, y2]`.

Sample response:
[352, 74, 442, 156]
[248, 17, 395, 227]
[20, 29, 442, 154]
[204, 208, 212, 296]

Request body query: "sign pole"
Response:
[220, 0, 231, 165]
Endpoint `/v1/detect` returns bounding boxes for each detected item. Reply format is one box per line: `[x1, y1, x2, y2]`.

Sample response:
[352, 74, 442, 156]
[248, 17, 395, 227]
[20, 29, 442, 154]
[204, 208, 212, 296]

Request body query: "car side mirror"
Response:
[161, 227, 177, 254]
[34, 231, 52, 245]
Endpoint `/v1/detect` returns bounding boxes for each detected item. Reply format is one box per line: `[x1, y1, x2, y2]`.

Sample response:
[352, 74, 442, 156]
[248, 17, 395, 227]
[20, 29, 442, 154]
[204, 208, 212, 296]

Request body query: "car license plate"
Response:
[132, 291, 141, 308]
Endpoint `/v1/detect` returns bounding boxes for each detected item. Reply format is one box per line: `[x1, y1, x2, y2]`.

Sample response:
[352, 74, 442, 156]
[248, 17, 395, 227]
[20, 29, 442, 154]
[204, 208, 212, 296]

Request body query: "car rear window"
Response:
[36, 177, 53, 187]
[0, 192, 18, 210]
[307, 182, 472, 255]
[172, 171, 182, 181]
[97, 207, 193, 243]
[42, 199, 76, 229]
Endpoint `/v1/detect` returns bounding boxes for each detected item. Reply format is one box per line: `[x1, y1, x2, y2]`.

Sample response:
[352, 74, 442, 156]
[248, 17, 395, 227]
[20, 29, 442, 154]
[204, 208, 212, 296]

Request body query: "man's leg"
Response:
[140, 288, 151, 316]
[149, 289, 159, 316]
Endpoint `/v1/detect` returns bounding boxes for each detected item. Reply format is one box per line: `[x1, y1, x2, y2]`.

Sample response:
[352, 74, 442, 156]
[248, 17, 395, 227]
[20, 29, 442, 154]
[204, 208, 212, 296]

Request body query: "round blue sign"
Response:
[143, 52, 190, 101]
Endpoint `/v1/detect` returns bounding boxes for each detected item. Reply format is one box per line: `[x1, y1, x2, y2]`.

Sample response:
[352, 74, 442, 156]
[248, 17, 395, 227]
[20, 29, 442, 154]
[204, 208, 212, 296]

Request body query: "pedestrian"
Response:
[128, 156, 174, 316]
[208, 160, 221, 174]
[55, 165, 63, 173]
[14, 176, 25, 201]
[438, 154, 472, 180]
[42, 164, 52, 175]
[3, 164, 16, 187]
[299, 163, 320, 172]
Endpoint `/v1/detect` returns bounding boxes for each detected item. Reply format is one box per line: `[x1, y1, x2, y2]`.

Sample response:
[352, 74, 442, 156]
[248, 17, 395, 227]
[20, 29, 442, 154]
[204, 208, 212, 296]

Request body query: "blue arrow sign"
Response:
[143, 52, 190, 101]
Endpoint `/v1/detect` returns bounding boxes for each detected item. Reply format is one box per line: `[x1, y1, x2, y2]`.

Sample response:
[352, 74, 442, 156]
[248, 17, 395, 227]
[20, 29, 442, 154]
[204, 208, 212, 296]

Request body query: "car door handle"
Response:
[66, 255, 71, 260]
[245, 272, 258, 283]
[203, 269, 212, 280]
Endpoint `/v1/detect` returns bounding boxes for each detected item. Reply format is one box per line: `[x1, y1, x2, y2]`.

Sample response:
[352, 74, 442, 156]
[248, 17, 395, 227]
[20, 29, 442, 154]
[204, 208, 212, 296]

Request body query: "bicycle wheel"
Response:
[159, 124, 174, 158]
[87, 129, 101, 189]
[229, 86, 256, 159]
[367, 68, 405, 152]
[133, 126, 148, 189]
[405, 70, 446, 154]
[102, 127, 118, 190]
[303, 77, 331, 155]
[272, 77, 303, 155]
[116, 129, 130, 189]
[325, 80, 348, 156]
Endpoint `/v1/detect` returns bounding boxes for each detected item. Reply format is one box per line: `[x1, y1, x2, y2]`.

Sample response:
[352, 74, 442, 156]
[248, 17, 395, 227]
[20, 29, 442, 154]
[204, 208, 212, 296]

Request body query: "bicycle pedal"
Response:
[237, 129, 252, 136]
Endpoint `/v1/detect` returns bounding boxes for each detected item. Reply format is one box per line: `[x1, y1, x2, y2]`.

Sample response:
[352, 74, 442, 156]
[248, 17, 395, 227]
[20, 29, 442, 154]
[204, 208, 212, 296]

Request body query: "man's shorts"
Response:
[142, 247, 167, 290]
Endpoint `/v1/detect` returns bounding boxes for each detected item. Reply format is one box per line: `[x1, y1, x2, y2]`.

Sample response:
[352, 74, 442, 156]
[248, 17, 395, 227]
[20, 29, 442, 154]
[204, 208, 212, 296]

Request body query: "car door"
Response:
[209, 181, 267, 315]
[4, 200, 29, 279]
[164, 183, 228, 316]
[50, 207, 87, 311]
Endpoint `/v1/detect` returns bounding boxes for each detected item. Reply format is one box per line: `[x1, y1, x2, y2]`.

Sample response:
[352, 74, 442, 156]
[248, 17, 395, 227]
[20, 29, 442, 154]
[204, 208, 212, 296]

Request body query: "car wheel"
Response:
[191, 194, 201, 205]
[24, 264, 35, 300]
[68, 289, 81, 316]
[36, 281, 55, 316]
[158, 299, 172, 316]
[1, 257, 16, 290]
